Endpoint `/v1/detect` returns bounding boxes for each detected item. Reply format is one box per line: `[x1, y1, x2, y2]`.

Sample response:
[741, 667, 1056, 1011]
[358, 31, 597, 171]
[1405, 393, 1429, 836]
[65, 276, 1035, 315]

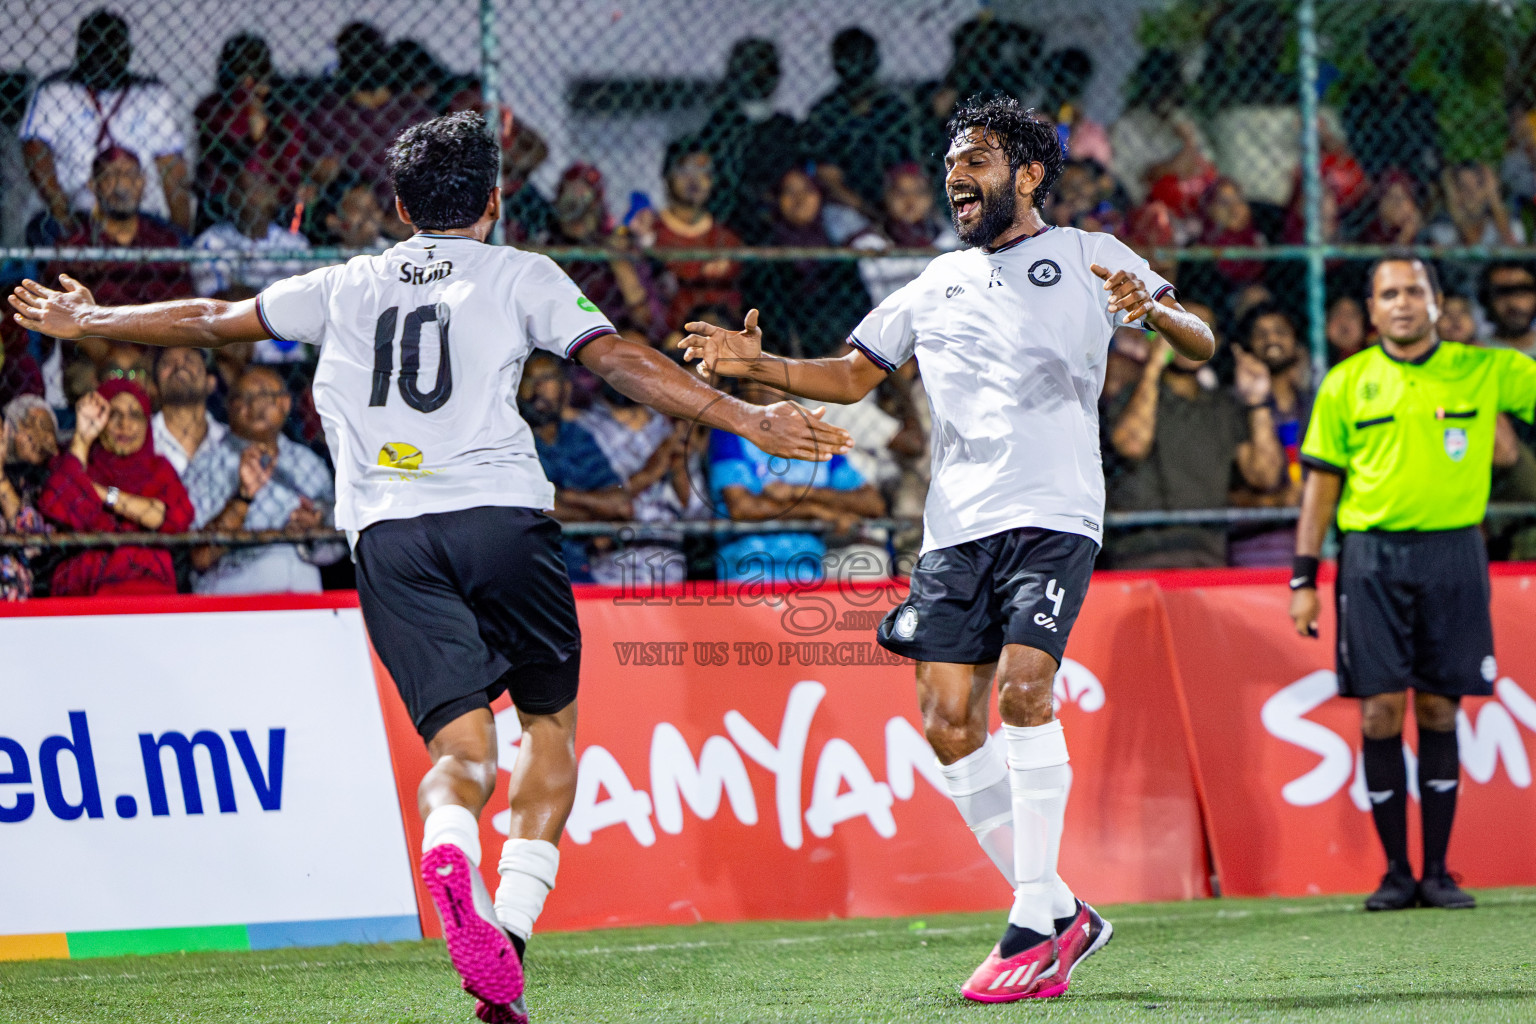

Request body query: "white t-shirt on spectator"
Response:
[19, 77, 185, 221]
[850, 223, 961, 306]
[846, 225, 1173, 554]
[256, 233, 616, 532]
[193, 222, 314, 362]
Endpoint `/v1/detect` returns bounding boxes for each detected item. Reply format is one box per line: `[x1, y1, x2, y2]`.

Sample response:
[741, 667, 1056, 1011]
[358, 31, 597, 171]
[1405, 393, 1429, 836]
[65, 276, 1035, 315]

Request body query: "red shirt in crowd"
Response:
[39, 380, 194, 597]
[653, 215, 743, 329]
[48, 215, 196, 308]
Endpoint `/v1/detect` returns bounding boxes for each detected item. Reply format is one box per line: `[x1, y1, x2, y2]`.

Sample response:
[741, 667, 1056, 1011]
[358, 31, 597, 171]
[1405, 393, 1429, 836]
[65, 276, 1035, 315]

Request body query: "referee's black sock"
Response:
[1361, 734, 1410, 872]
[1417, 726, 1460, 876]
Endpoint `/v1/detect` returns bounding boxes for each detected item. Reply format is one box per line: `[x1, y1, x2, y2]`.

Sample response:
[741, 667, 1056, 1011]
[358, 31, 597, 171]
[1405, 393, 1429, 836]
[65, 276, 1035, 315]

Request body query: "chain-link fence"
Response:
[5, 0, 1536, 596]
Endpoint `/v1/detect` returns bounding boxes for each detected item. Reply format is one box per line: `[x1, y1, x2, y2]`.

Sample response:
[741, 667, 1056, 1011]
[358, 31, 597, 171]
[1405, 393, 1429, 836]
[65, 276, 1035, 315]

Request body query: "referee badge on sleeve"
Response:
[1444, 427, 1468, 462]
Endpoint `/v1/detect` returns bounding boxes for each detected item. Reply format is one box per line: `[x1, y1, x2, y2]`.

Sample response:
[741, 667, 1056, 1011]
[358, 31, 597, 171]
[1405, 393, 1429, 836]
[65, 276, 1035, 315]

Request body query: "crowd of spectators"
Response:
[9, 8, 1536, 597]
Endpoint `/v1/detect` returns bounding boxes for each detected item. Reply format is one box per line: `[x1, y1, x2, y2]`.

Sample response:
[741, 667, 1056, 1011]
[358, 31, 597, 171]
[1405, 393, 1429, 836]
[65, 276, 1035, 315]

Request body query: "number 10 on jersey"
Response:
[370, 302, 454, 412]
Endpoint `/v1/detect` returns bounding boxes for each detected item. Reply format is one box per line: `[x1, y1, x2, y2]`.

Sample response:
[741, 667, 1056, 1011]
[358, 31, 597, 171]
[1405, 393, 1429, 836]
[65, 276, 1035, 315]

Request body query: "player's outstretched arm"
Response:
[1289, 468, 1343, 638]
[577, 331, 854, 463]
[1090, 264, 1214, 362]
[10, 275, 267, 349]
[676, 308, 889, 404]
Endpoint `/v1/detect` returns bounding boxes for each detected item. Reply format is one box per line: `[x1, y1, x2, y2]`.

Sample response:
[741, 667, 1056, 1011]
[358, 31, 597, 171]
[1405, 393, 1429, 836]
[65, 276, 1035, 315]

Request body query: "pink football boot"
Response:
[421, 844, 527, 1022]
[961, 934, 1066, 1002]
[1053, 900, 1114, 992]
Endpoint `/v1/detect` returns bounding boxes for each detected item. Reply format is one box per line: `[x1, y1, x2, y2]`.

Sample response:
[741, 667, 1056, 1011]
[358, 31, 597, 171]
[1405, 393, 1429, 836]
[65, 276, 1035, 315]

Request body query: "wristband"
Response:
[1245, 402, 1271, 412]
[1290, 555, 1319, 590]
[104, 485, 120, 509]
[237, 490, 255, 503]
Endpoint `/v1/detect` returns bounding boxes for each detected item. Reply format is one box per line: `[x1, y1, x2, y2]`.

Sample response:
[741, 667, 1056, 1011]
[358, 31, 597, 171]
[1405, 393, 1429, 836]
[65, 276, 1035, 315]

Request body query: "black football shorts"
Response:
[877, 526, 1097, 665]
[1335, 527, 1496, 699]
[356, 505, 582, 741]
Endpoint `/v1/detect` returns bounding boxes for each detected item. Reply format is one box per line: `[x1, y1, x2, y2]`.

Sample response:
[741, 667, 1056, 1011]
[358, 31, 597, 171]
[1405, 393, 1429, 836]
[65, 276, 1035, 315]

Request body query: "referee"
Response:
[1290, 256, 1536, 912]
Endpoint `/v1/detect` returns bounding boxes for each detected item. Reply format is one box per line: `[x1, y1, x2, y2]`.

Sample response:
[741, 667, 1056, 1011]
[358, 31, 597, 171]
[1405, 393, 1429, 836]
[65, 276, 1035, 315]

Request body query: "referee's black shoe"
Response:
[1364, 865, 1418, 911]
[1418, 867, 1477, 909]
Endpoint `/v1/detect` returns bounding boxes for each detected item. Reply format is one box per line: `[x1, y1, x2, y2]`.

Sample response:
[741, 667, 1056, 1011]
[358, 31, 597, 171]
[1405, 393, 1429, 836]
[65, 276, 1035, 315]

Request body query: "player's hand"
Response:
[1091, 264, 1155, 323]
[748, 401, 853, 463]
[9, 275, 98, 341]
[238, 443, 276, 500]
[1289, 587, 1320, 638]
[678, 308, 764, 378]
[1234, 348, 1273, 406]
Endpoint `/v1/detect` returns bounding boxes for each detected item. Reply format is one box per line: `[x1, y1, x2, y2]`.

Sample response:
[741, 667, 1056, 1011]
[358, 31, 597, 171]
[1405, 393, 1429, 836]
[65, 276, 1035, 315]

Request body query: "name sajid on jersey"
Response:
[400, 261, 453, 285]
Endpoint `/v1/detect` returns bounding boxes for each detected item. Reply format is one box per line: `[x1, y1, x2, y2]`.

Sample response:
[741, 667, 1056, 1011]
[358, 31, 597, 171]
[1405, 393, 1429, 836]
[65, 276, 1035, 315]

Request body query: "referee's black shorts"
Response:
[1335, 527, 1496, 699]
[877, 526, 1097, 665]
[356, 505, 582, 741]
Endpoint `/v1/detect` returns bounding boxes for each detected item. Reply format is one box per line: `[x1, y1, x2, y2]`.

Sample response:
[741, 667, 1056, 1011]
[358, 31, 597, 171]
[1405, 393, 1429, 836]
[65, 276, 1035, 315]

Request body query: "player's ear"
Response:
[395, 196, 413, 228]
[1016, 160, 1045, 207]
[484, 186, 501, 225]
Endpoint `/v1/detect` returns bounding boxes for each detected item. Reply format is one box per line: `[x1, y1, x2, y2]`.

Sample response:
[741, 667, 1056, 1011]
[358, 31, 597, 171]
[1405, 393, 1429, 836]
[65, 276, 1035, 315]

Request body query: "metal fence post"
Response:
[1298, 0, 1326, 386]
[481, 0, 505, 245]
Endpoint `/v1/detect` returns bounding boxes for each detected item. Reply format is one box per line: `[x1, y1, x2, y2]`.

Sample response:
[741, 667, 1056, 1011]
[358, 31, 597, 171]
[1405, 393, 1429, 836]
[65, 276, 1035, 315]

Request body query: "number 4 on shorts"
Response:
[1045, 578, 1065, 617]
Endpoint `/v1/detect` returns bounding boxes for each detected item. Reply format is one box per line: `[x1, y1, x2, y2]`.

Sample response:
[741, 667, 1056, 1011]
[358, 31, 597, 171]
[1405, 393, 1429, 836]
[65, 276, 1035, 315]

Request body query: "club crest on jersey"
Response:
[399, 261, 453, 285]
[1027, 259, 1061, 286]
[1444, 427, 1468, 461]
[893, 606, 919, 640]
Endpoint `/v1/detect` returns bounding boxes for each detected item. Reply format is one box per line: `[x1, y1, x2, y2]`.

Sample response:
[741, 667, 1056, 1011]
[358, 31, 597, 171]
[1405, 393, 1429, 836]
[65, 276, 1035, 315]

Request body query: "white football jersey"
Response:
[257, 233, 615, 531]
[847, 225, 1173, 554]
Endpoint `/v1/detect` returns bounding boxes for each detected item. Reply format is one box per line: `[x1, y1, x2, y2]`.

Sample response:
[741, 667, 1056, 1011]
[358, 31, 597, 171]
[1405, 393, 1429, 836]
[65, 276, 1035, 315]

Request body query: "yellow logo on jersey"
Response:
[378, 442, 424, 470]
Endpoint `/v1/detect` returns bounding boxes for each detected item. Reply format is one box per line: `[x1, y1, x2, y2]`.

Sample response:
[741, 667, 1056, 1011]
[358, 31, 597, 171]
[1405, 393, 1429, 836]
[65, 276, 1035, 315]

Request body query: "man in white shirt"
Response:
[681, 95, 1215, 1002]
[183, 365, 344, 595]
[193, 169, 312, 365]
[19, 10, 190, 234]
[10, 111, 850, 1024]
[150, 346, 225, 476]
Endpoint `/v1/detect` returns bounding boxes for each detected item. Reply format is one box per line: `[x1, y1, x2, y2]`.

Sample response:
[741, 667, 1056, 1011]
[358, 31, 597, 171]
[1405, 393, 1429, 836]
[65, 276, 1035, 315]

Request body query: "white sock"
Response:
[938, 732, 1016, 888]
[422, 804, 482, 867]
[494, 838, 560, 941]
[1004, 720, 1072, 937]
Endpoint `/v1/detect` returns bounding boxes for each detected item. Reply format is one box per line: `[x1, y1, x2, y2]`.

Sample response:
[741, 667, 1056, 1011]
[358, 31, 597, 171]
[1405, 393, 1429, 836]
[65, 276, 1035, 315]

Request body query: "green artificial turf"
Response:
[3, 889, 1534, 1023]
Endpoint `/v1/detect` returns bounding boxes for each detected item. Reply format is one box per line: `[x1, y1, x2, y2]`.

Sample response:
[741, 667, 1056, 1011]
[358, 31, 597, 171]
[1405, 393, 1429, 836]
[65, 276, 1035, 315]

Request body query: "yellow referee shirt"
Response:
[1301, 342, 1536, 531]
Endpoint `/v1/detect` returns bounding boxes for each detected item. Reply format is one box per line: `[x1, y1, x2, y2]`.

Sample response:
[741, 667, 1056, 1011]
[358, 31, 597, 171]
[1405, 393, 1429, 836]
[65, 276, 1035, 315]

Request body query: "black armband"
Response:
[1289, 555, 1319, 590]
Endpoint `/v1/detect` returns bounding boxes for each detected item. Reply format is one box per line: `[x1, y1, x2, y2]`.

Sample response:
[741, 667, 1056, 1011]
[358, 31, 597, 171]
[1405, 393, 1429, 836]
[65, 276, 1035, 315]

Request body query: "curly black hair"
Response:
[945, 94, 1064, 209]
[387, 111, 499, 231]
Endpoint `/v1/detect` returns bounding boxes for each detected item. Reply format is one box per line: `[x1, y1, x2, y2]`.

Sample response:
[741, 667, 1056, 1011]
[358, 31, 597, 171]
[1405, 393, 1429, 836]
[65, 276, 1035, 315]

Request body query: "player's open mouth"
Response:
[951, 192, 981, 220]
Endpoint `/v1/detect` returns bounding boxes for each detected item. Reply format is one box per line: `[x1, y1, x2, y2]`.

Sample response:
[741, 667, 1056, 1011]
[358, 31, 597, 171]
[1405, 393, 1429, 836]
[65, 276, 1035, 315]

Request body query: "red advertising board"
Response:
[14, 564, 1534, 947]
[372, 580, 1211, 937]
[1161, 569, 1536, 897]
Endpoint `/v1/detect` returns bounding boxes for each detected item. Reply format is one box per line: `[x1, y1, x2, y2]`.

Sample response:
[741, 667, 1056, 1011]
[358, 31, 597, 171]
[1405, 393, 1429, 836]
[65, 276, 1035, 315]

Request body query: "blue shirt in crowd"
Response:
[708, 429, 866, 584]
[534, 420, 622, 582]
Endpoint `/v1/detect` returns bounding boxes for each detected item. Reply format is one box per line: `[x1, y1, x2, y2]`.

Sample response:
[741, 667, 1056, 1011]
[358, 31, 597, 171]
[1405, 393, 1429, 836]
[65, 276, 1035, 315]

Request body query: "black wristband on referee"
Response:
[1290, 555, 1319, 590]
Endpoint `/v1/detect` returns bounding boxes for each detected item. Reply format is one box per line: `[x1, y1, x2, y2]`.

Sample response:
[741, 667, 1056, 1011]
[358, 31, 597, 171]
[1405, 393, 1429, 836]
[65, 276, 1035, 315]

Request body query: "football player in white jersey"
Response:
[681, 96, 1215, 1000]
[11, 112, 852, 1024]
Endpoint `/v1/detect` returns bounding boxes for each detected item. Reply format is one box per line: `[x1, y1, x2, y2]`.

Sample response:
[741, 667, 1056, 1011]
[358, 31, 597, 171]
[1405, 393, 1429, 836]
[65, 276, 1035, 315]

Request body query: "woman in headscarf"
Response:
[550, 162, 666, 343]
[744, 166, 870, 357]
[1199, 177, 1267, 288]
[39, 378, 193, 596]
[1, 395, 60, 600]
[850, 162, 960, 304]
